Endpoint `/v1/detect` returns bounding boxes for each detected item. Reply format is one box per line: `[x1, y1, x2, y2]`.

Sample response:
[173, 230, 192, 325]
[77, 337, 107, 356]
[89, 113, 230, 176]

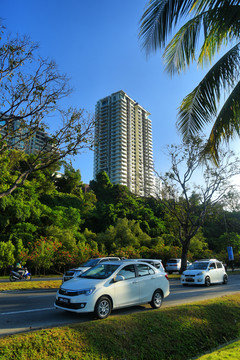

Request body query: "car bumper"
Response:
[166, 268, 180, 272]
[181, 276, 205, 285]
[55, 294, 95, 313]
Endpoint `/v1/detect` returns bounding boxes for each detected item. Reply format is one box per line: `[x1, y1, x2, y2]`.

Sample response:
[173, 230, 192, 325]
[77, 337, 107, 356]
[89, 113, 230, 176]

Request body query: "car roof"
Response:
[138, 259, 162, 262]
[166, 258, 181, 261]
[194, 259, 219, 262]
[100, 260, 157, 266]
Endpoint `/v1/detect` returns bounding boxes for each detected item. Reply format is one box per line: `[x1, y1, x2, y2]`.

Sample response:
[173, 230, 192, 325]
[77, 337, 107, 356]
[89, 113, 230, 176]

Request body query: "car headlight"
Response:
[196, 272, 204, 276]
[76, 288, 95, 296]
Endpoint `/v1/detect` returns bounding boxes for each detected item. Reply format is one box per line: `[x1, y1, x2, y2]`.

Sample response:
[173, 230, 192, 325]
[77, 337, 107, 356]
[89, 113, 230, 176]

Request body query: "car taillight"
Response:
[165, 274, 169, 280]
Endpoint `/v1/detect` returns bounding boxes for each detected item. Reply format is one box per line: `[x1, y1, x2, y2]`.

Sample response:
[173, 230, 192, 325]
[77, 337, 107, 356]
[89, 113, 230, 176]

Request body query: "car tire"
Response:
[182, 283, 188, 286]
[205, 276, 211, 287]
[94, 296, 112, 319]
[222, 274, 228, 284]
[150, 289, 163, 309]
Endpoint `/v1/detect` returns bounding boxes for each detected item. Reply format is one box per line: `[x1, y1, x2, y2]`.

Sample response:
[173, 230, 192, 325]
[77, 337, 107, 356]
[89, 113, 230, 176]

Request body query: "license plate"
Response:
[58, 297, 69, 304]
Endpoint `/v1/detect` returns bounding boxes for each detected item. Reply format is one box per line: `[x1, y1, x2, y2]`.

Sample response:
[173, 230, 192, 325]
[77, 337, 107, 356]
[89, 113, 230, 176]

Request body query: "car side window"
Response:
[99, 259, 109, 263]
[209, 263, 216, 269]
[118, 265, 136, 280]
[217, 262, 223, 269]
[136, 264, 155, 276]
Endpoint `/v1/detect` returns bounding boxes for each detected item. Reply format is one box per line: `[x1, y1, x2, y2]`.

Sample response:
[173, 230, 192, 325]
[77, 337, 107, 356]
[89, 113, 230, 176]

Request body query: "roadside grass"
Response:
[0, 280, 61, 292]
[0, 294, 240, 360]
[195, 338, 240, 359]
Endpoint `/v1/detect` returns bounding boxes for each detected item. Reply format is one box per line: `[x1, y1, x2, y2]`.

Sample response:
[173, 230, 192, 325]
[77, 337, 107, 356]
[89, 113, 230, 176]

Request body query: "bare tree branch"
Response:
[0, 31, 94, 198]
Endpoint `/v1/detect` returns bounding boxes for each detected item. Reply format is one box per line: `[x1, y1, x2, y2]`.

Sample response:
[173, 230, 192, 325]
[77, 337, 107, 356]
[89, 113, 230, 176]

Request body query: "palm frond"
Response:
[191, 0, 233, 14]
[205, 81, 240, 163]
[177, 42, 240, 138]
[199, 4, 240, 65]
[139, 0, 196, 53]
[163, 14, 203, 75]
[164, 4, 240, 74]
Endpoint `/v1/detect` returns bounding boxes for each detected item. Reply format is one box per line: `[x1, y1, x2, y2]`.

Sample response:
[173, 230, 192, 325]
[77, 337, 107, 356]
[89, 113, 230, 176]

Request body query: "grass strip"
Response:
[195, 338, 240, 359]
[0, 294, 240, 360]
[0, 280, 61, 292]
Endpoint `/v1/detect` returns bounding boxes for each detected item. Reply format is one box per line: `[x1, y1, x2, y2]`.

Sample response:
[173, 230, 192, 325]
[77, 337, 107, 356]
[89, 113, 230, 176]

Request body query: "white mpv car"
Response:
[55, 260, 170, 319]
[181, 259, 228, 286]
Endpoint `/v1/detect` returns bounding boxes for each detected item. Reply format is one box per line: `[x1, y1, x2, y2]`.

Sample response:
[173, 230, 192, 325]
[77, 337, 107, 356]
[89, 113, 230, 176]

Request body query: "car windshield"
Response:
[79, 264, 120, 279]
[189, 262, 208, 270]
[167, 259, 180, 264]
[81, 259, 100, 267]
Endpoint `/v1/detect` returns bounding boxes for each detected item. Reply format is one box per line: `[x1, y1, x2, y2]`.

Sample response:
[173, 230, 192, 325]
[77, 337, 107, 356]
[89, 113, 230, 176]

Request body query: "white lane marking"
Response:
[1, 307, 55, 315]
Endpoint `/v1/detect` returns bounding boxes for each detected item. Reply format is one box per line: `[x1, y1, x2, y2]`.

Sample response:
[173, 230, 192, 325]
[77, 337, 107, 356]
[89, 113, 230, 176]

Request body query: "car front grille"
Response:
[55, 300, 86, 309]
[59, 289, 79, 296]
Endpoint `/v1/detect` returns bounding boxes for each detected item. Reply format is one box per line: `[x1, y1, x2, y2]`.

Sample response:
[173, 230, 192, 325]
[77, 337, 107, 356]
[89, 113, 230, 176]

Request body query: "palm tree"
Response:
[139, 0, 240, 163]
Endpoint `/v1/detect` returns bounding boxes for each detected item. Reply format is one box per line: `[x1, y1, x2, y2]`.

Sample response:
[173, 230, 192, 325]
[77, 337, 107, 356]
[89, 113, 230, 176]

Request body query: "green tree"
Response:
[14, 239, 28, 265]
[10, 223, 37, 247]
[0, 240, 15, 272]
[188, 230, 209, 259]
[54, 164, 83, 196]
[90, 171, 113, 202]
[219, 232, 240, 253]
[96, 218, 151, 253]
[139, 0, 240, 163]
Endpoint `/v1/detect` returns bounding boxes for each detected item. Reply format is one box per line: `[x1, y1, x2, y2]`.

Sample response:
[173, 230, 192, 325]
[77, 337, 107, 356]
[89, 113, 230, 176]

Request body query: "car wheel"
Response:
[182, 283, 188, 286]
[205, 276, 211, 287]
[222, 274, 228, 284]
[94, 296, 112, 319]
[150, 289, 163, 309]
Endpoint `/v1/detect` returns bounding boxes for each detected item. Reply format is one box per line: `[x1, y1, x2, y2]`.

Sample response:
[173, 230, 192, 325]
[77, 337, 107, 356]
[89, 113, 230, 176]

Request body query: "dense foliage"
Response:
[0, 156, 239, 275]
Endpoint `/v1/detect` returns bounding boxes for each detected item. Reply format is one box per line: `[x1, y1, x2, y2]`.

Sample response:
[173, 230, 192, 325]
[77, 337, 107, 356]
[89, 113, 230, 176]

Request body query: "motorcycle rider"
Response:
[15, 262, 25, 278]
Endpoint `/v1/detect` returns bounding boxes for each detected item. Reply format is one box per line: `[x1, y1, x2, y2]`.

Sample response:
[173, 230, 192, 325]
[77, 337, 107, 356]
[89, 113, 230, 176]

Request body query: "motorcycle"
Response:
[9, 267, 32, 282]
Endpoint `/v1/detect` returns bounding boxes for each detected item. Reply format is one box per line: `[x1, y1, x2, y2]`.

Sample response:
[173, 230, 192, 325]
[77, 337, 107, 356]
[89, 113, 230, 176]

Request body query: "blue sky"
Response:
[1, 0, 238, 185]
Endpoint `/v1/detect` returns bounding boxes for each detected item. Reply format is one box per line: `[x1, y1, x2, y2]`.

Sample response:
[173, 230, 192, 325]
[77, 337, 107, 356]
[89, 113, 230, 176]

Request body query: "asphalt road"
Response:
[0, 275, 239, 337]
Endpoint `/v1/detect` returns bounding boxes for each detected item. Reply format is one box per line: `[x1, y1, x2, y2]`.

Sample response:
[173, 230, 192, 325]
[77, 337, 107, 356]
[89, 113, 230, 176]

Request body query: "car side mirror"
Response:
[114, 275, 124, 282]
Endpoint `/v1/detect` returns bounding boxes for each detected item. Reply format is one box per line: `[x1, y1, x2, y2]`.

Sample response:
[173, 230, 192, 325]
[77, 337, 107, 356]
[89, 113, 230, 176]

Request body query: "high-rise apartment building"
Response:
[0, 115, 53, 155]
[94, 90, 154, 197]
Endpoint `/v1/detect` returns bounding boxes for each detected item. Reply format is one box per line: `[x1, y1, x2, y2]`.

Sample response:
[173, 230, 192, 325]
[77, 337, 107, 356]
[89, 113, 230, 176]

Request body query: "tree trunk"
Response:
[181, 239, 190, 272]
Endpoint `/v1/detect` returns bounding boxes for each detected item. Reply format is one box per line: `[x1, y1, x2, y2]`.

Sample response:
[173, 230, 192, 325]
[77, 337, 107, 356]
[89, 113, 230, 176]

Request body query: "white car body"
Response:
[55, 260, 170, 318]
[181, 259, 228, 286]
